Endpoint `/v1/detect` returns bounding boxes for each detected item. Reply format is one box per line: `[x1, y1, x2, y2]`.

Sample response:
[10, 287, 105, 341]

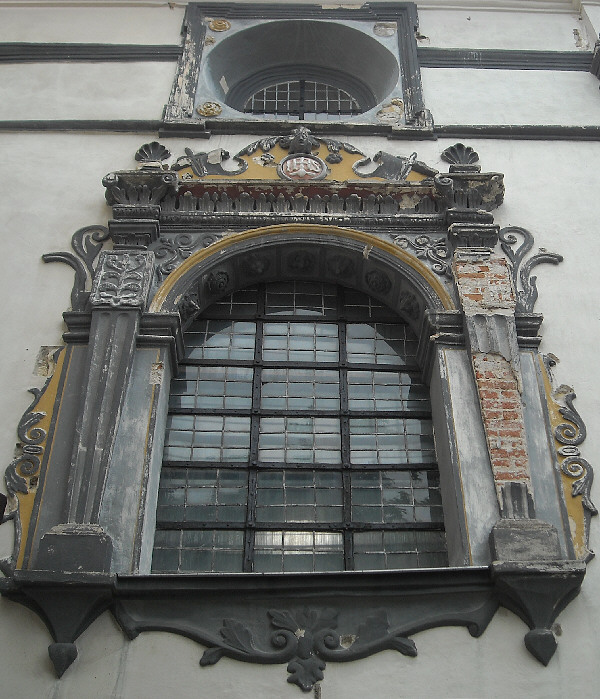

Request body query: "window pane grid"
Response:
[163, 415, 251, 462]
[153, 282, 446, 574]
[243, 80, 361, 120]
[351, 470, 443, 525]
[155, 468, 248, 526]
[255, 470, 344, 523]
[153, 529, 245, 573]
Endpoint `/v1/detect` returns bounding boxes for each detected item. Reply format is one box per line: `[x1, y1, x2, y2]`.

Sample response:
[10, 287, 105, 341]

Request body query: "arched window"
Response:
[152, 281, 447, 574]
[243, 80, 362, 121]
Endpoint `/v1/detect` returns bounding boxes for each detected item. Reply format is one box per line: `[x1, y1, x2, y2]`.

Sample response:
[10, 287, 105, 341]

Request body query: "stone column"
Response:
[453, 248, 585, 666]
[37, 250, 154, 573]
[453, 248, 534, 515]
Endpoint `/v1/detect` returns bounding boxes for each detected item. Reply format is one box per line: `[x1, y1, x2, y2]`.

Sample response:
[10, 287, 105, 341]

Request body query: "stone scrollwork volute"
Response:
[392, 235, 452, 278]
[499, 226, 563, 313]
[554, 390, 597, 559]
[43, 225, 110, 311]
[1, 376, 54, 575]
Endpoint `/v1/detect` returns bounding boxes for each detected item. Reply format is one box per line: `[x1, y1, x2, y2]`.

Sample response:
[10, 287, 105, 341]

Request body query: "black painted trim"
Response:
[434, 124, 600, 140]
[2, 120, 600, 142]
[418, 47, 593, 71]
[0, 120, 162, 133]
[0, 43, 181, 63]
[591, 43, 600, 80]
[0, 43, 593, 74]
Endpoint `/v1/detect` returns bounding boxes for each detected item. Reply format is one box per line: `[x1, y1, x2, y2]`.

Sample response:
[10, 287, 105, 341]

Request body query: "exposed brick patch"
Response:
[454, 252, 532, 499]
[454, 256, 516, 312]
[472, 348, 531, 490]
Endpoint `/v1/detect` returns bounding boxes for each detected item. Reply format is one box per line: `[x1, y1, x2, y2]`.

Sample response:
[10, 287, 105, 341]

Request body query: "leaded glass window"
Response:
[152, 282, 447, 574]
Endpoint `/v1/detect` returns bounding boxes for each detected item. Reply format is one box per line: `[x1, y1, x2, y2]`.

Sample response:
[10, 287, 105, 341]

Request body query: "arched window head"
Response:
[152, 281, 447, 574]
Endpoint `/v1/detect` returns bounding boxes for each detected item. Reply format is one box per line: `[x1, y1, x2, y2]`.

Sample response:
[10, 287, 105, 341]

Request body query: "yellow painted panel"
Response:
[14, 348, 67, 569]
[539, 355, 590, 560]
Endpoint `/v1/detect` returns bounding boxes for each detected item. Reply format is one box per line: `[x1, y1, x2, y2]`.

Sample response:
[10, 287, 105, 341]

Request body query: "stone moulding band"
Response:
[0, 44, 592, 73]
[2, 122, 600, 142]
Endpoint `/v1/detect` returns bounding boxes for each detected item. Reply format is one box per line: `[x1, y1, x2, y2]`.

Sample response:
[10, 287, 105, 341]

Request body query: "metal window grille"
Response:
[243, 80, 362, 120]
[152, 282, 447, 574]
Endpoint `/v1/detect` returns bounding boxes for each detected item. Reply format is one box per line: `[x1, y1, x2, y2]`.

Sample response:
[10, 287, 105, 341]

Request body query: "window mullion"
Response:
[337, 288, 354, 570]
[244, 285, 266, 572]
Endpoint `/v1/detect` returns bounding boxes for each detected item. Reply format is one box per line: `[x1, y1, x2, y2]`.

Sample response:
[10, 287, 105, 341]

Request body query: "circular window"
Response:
[204, 20, 400, 118]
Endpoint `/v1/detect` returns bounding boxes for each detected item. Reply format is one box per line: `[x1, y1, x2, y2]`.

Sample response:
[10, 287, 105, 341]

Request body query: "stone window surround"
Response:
[0, 144, 592, 688]
[161, 2, 432, 137]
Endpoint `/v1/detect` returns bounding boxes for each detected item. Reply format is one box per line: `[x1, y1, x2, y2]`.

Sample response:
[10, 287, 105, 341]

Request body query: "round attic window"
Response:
[204, 20, 400, 118]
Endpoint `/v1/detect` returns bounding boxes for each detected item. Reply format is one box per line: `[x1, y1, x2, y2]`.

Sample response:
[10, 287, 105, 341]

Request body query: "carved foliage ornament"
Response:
[393, 235, 452, 278]
[90, 251, 154, 308]
[238, 126, 363, 163]
[201, 608, 416, 692]
[154, 232, 222, 280]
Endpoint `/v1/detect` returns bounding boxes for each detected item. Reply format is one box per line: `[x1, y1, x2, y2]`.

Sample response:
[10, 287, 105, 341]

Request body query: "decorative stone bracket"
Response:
[0, 563, 587, 688]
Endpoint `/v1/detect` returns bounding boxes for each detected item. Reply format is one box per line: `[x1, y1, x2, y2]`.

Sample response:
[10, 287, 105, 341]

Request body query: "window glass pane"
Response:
[347, 370, 430, 411]
[353, 530, 448, 570]
[256, 470, 343, 523]
[164, 416, 251, 462]
[265, 281, 337, 317]
[259, 417, 341, 463]
[244, 80, 361, 119]
[203, 287, 259, 316]
[346, 323, 417, 365]
[261, 368, 340, 410]
[155, 468, 248, 526]
[254, 531, 344, 573]
[152, 529, 245, 573]
[350, 471, 443, 525]
[349, 418, 435, 464]
[263, 322, 339, 362]
[185, 320, 256, 361]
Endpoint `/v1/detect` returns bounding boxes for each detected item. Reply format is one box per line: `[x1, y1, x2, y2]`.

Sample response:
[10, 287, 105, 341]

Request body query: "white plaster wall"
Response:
[0, 62, 176, 120]
[423, 68, 600, 125]
[0, 6, 185, 44]
[418, 8, 588, 50]
[0, 2, 586, 51]
[581, 3, 600, 43]
[1, 62, 598, 125]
